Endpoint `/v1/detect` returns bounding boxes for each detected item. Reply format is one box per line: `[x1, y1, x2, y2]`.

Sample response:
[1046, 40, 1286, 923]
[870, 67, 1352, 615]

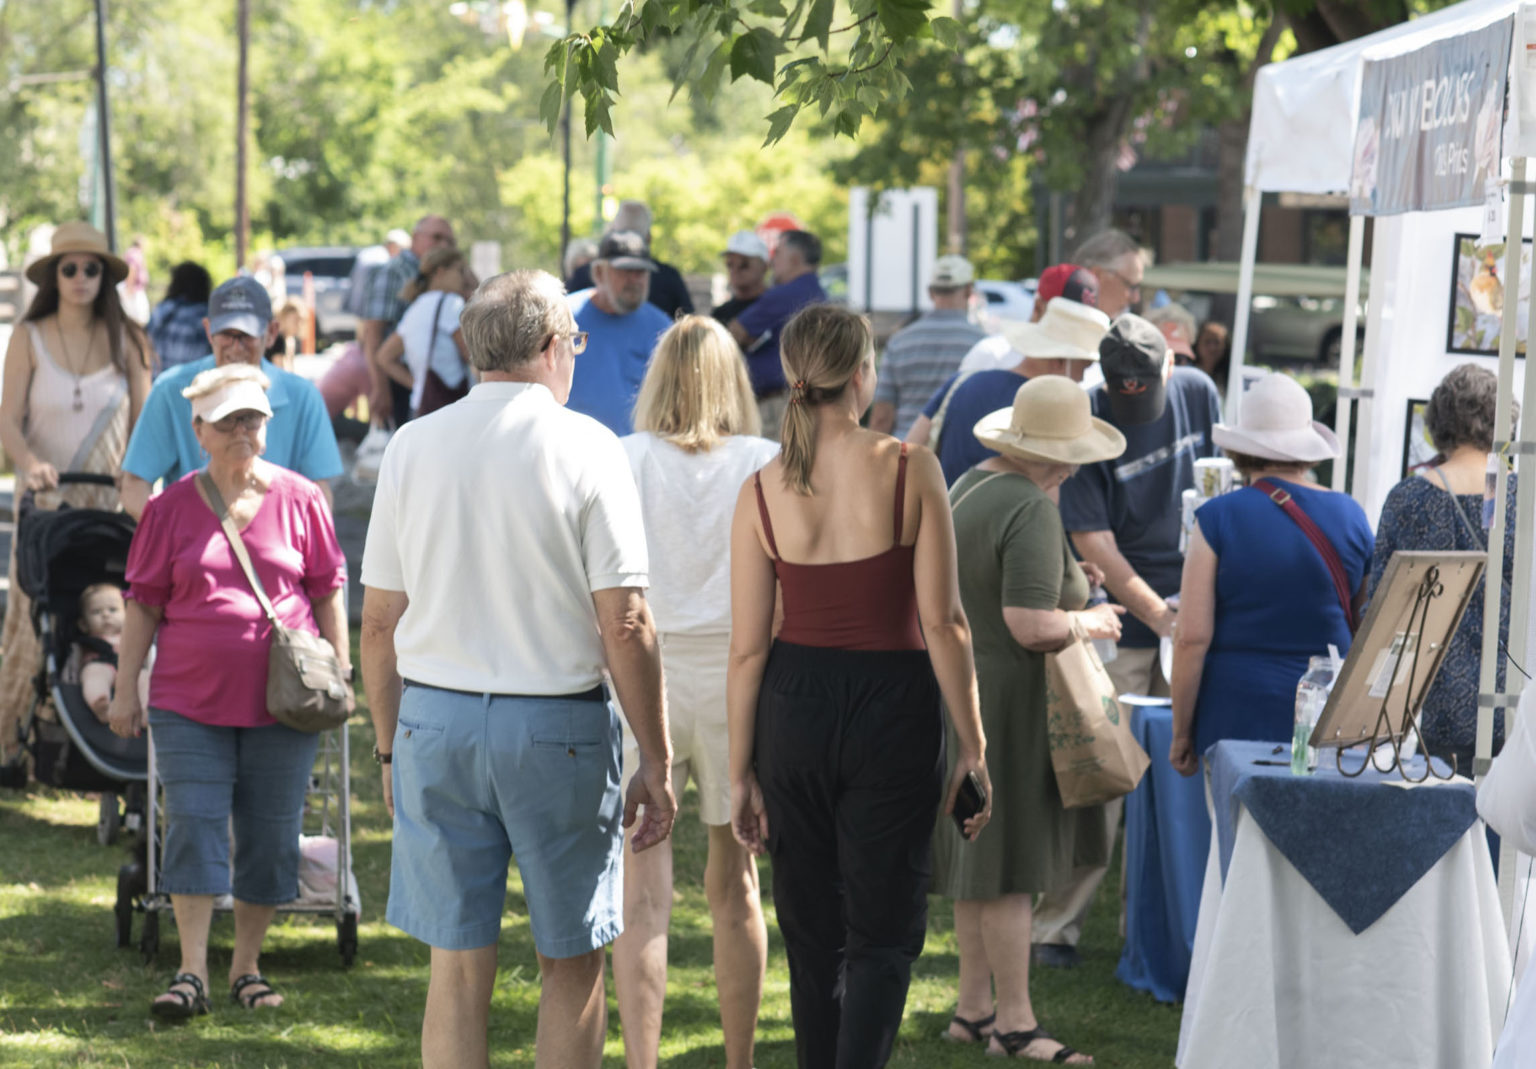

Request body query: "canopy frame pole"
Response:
[1224, 185, 1262, 422]
[1333, 214, 1366, 494]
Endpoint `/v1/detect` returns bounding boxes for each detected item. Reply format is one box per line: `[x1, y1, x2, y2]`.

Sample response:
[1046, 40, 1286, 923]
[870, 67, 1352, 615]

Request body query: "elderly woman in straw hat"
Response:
[108, 363, 350, 1019]
[1168, 372, 1373, 777]
[933, 376, 1126, 1063]
[0, 222, 155, 762]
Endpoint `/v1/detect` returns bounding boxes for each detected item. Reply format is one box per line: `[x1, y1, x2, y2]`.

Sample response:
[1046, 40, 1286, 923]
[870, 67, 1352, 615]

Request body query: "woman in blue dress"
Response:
[1169, 373, 1374, 775]
[1368, 364, 1515, 771]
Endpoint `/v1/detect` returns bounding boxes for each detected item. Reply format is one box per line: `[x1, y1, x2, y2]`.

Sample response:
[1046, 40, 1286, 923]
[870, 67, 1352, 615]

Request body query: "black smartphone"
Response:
[952, 771, 986, 838]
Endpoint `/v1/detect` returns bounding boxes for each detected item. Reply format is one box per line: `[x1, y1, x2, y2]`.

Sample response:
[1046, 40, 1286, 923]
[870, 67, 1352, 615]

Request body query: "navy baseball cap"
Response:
[1100, 313, 1172, 425]
[597, 230, 657, 272]
[208, 276, 272, 338]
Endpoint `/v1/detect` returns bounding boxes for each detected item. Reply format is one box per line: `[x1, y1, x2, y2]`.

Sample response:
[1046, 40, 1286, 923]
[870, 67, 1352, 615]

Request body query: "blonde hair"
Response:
[778, 304, 872, 495]
[633, 316, 760, 452]
[401, 246, 467, 305]
[181, 362, 270, 401]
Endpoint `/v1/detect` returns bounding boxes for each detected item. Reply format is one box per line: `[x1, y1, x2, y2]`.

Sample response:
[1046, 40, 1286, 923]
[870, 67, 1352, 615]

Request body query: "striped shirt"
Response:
[874, 310, 986, 439]
[146, 298, 210, 371]
[362, 249, 420, 330]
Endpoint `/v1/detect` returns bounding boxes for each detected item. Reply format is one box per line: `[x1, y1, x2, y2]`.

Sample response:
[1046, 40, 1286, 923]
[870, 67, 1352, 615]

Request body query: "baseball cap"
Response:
[1036, 264, 1100, 309]
[208, 276, 272, 338]
[724, 230, 769, 260]
[184, 365, 273, 424]
[1159, 320, 1196, 362]
[385, 228, 412, 247]
[1099, 313, 1172, 425]
[597, 230, 657, 271]
[931, 254, 975, 287]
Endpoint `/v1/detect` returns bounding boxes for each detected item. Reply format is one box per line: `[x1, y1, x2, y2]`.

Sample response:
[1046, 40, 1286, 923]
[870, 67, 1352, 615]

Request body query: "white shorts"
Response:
[620, 631, 732, 827]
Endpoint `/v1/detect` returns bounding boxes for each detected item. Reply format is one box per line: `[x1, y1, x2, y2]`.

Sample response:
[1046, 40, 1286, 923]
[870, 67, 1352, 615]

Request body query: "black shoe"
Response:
[1031, 943, 1081, 969]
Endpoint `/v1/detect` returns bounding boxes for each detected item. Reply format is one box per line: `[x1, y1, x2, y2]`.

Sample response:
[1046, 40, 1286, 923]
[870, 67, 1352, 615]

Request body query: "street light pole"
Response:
[560, 0, 574, 265]
[92, 0, 117, 251]
[235, 0, 251, 270]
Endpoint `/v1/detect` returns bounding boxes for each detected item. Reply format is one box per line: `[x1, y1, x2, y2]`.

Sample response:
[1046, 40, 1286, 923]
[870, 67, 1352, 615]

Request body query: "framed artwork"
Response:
[1401, 398, 1436, 479]
[1448, 232, 1529, 356]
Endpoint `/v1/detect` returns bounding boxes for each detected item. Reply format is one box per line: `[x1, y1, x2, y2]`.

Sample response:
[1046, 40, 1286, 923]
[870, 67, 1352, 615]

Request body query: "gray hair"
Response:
[459, 270, 569, 373]
[612, 200, 652, 236]
[780, 230, 823, 266]
[1425, 363, 1518, 455]
[562, 237, 598, 280]
[1145, 302, 1197, 342]
[1072, 228, 1142, 270]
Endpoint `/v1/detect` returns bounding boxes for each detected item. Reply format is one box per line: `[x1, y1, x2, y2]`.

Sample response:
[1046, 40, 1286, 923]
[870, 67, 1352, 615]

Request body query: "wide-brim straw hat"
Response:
[1212, 371, 1340, 463]
[974, 375, 1127, 465]
[25, 222, 130, 286]
[996, 297, 1111, 362]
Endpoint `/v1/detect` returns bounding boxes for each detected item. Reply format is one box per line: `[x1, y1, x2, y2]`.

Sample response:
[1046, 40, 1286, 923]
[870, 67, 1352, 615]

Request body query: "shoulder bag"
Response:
[1251, 478, 1360, 632]
[416, 293, 470, 417]
[196, 472, 351, 732]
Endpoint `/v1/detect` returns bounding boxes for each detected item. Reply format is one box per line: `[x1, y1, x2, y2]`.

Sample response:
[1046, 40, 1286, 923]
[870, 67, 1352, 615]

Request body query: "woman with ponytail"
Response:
[727, 302, 992, 1067]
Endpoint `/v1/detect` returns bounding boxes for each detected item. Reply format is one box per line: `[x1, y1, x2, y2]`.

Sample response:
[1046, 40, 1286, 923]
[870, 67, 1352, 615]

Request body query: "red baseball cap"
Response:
[1036, 264, 1100, 309]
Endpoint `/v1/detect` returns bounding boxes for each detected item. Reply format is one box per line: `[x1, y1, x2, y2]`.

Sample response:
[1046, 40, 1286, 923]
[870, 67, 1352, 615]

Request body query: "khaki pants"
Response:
[1032, 644, 1167, 948]
[757, 393, 788, 443]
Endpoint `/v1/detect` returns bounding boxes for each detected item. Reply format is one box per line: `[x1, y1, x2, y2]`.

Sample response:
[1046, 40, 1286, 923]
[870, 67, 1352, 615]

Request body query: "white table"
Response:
[1177, 796, 1511, 1069]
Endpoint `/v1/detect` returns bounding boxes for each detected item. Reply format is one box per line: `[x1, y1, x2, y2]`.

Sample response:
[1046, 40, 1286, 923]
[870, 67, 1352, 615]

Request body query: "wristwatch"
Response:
[372, 744, 392, 765]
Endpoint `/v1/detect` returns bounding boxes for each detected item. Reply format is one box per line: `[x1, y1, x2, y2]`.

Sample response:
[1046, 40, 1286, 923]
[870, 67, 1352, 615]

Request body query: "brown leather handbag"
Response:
[196, 472, 351, 732]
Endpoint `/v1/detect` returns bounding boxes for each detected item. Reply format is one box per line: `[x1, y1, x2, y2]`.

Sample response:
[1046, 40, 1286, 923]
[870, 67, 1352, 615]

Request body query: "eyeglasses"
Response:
[1103, 267, 1142, 296]
[214, 330, 261, 345]
[208, 411, 267, 433]
[60, 261, 102, 280]
[545, 331, 589, 354]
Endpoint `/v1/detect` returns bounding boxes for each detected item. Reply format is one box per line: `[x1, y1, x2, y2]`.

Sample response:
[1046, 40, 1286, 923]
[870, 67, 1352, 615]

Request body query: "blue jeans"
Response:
[149, 708, 319, 903]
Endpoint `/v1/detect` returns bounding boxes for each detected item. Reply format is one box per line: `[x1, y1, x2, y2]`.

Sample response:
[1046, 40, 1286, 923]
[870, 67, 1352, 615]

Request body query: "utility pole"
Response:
[235, 0, 251, 270]
[92, 0, 117, 251]
[944, 0, 964, 254]
[560, 0, 575, 261]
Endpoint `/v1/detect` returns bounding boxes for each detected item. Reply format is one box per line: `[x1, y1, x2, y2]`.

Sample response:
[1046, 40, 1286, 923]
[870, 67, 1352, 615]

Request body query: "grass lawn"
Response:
[0, 685, 1182, 1066]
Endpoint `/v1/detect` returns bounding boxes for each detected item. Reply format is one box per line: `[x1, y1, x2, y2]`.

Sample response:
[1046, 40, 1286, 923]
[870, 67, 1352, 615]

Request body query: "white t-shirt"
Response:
[620, 433, 779, 635]
[362, 381, 649, 694]
[955, 334, 1104, 390]
[396, 291, 467, 413]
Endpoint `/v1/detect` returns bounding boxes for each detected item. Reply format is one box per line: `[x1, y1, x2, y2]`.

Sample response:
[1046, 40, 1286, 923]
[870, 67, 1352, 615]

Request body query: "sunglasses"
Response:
[208, 411, 267, 433]
[60, 261, 102, 280]
[545, 331, 589, 354]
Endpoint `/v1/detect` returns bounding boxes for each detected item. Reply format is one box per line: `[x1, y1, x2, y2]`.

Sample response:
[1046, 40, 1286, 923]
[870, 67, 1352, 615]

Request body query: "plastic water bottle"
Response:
[1291, 656, 1335, 775]
[1086, 584, 1117, 664]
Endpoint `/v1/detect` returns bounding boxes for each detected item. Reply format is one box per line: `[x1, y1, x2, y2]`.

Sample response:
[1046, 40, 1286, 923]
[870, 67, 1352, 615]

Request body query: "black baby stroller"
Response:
[0, 472, 147, 848]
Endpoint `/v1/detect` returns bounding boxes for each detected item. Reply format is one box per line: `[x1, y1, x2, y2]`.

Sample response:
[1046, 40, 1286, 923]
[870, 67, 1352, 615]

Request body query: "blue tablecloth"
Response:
[1209, 739, 1477, 934]
[1115, 704, 1210, 1003]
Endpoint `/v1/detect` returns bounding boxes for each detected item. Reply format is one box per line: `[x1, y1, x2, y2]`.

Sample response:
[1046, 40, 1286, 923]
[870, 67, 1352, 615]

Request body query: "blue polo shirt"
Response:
[122, 356, 344, 486]
[735, 272, 827, 395]
[568, 290, 671, 436]
[923, 369, 1028, 485]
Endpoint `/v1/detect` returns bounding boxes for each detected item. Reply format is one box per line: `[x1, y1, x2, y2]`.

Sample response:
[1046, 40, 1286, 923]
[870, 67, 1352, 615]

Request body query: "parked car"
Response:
[280, 246, 359, 343]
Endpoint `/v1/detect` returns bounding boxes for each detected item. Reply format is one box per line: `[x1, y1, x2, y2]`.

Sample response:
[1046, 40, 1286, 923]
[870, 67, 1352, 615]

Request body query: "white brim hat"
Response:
[190, 378, 274, 425]
[996, 297, 1111, 362]
[1211, 372, 1340, 463]
[974, 375, 1127, 465]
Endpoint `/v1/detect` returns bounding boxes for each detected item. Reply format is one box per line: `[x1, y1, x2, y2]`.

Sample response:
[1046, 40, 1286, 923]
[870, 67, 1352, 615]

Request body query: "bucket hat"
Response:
[997, 298, 1111, 362]
[1212, 372, 1339, 463]
[26, 222, 129, 286]
[974, 375, 1127, 465]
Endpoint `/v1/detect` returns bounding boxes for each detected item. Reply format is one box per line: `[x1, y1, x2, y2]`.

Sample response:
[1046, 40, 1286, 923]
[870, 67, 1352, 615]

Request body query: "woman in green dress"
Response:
[934, 375, 1126, 1064]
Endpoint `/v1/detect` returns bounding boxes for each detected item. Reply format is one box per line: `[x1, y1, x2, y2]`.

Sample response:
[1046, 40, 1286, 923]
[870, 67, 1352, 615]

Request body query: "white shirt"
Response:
[955, 334, 1104, 390]
[621, 433, 779, 635]
[361, 381, 649, 694]
[396, 291, 467, 412]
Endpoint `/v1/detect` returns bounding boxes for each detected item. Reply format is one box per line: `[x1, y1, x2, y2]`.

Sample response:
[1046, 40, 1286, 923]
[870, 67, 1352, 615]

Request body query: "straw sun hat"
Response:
[974, 375, 1127, 466]
[1211, 372, 1340, 463]
[25, 222, 130, 286]
[996, 297, 1111, 362]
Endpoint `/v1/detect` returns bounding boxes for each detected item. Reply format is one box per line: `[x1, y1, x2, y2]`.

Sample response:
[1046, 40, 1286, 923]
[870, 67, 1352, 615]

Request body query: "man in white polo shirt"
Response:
[360, 268, 675, 1069]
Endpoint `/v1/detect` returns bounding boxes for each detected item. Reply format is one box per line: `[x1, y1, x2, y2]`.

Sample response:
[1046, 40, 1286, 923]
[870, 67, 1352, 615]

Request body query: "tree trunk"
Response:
[1071, 97, 1135, 246]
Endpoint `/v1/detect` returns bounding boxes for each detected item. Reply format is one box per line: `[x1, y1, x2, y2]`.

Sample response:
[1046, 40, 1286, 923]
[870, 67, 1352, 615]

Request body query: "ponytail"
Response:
[399, 247, 466, 306]
[777, 304, 872, 495]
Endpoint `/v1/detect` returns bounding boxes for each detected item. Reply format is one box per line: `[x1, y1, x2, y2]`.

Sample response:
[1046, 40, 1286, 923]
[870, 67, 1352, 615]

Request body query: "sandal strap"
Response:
[166, 972, 206, 1002]
[949, 1011, 996, 1041]
[993, 1027, 1084, 1063]
[230, 973, 279, 1006]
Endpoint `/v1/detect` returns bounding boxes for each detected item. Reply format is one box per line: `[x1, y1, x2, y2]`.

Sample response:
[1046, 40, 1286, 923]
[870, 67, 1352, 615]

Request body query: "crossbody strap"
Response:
[196, 471, 281, 628]
[1426, 467, 1490, 550]
[1251, 478, 1357, 630]
[427, 292, 447, 351]
[949, 471, 1007, 513]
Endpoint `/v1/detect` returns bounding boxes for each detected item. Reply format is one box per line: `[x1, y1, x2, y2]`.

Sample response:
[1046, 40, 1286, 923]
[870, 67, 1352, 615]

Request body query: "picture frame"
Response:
[1401, 398, 1436, 480]
[1447, 232, 1530, 356]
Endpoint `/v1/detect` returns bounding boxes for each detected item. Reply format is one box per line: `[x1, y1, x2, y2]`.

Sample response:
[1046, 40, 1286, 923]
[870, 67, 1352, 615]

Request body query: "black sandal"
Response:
[942, 1011, 996, 1043]
[989, 1026, 1089, 1063]
[150, 972, 210, 1019]
[230, 973, 281, 1010]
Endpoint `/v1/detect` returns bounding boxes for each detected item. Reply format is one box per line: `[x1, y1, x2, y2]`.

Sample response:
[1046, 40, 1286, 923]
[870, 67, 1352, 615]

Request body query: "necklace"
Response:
[53, 319, 99, 412]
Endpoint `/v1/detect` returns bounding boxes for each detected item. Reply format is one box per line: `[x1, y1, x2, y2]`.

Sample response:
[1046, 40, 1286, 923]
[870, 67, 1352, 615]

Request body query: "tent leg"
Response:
[1224, 186, 1262, 420]
[1333, 214, 1365, 494]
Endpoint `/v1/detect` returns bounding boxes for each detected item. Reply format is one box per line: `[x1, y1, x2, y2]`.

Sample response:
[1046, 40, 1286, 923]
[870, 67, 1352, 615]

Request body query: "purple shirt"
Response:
[735, 271, 827, 395]
[127, 468, 347, 727]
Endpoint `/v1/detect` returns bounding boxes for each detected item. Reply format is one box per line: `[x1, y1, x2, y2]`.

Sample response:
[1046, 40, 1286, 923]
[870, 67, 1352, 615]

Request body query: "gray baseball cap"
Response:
[208, 276, 273, 337]
[597, 230, 657, 272]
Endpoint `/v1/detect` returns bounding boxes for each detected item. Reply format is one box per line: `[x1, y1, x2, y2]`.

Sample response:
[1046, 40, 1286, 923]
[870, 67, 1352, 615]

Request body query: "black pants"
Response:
[754, 642, 944, 1069]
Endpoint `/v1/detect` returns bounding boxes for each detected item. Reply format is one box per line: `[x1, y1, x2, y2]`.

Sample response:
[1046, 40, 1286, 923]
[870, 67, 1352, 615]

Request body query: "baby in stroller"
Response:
[76, 583, 151, 722]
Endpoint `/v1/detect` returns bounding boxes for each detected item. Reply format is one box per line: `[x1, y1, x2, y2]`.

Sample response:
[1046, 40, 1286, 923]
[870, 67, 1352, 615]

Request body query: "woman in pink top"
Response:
[109, 364, 350, 1020]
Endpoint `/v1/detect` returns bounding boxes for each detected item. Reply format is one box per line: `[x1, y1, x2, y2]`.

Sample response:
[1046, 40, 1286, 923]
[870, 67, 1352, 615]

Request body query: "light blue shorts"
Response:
[385, 682, 624, 957]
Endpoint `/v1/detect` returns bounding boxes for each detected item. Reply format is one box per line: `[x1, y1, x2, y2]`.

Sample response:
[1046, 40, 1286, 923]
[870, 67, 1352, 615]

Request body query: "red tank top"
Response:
[754, 444, 926, 651]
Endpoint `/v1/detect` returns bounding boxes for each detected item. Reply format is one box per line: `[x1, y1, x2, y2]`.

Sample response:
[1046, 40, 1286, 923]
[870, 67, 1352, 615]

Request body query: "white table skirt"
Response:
[1177, 802, 1512, 1069]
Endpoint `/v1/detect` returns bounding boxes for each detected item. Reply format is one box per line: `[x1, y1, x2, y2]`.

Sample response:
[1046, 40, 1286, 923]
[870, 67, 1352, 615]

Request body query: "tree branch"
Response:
[845, 39, 896, 76]
[793, 11, 876, 43]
